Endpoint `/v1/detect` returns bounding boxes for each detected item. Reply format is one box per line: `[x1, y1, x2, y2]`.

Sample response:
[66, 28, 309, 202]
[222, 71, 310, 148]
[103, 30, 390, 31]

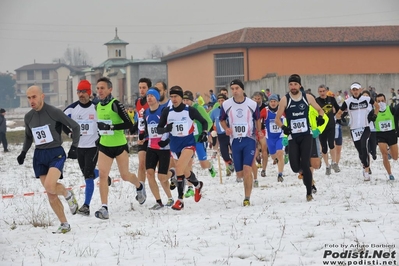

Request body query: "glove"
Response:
[17, 151, 27, 165]
[316, 115, 325, 126]
[368, 112, 377, 122]
[158, 139, 170, 148]
[139, 132, 145, 140]
[165, 123, 173, 133]
[97, 122, 111, 131]
[281, 125, 292, 136]
[67, 146, 78, 159]
[198, 131, 208, 143]
[282, 137, 289, 147]
[312, 128, 320, 138]
[336, 119, 342, 125]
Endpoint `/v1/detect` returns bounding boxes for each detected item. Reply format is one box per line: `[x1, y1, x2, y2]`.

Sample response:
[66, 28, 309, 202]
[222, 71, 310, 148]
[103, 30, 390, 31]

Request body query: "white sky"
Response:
[1, 137, 398, 265]
[0, 0, 398, 73]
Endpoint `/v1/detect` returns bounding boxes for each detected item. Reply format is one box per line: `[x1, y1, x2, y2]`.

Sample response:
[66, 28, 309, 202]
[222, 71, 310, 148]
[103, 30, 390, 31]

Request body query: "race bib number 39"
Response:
[32, 125, 54, 145]
[290, 118, 308, 134]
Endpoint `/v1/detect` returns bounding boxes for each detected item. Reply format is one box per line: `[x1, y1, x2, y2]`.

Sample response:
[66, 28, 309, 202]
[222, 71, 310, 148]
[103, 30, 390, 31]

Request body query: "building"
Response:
[162, 26, 399, 100]
[15, 63, 74, 107]
[73, 28, 167, 105]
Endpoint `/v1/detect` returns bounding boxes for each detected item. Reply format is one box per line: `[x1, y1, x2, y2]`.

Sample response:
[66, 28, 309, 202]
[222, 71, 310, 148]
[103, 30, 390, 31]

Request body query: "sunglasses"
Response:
[77, 90, 88, 94]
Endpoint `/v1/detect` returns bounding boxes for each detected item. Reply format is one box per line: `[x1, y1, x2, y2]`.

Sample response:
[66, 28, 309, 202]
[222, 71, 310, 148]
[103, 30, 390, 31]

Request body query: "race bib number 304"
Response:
[290, 118, 308, 134]
[32, 125, 54, 145]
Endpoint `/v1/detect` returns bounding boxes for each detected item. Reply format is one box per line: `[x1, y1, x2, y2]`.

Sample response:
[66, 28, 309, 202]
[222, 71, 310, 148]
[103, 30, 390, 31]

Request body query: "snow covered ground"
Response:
[0, 137, 398, 266]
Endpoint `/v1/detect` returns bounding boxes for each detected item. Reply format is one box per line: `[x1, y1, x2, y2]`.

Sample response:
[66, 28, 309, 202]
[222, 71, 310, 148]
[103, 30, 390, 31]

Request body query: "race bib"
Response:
[77, 120, 95, 136]
[232, 123, 249, 138]
[269, 120, 282, 133]
[32, 125, 54, 145]
[378, 120, 392, 132]
[290, 118, 308, 134]
[98, 119, 114, 136]
[171, 121, 188, 136]
[147, 124, 159, 138]
[351, 127, 365, 142]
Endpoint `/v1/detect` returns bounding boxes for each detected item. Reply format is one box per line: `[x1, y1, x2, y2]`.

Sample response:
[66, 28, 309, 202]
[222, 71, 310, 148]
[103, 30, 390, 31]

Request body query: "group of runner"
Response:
[16, 74, 399, 233]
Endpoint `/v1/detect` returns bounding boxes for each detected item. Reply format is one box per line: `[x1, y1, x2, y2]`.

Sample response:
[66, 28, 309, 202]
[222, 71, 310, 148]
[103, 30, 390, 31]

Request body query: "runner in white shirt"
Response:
[336, 82, 379, 181]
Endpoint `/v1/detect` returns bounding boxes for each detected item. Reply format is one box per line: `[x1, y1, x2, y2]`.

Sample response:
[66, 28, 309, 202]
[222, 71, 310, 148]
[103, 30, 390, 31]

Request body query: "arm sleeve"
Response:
[219, 104, 228, 121]
[22, 116, 34, 152]
[340, 102, 348, 111]
[53, 108, 80, 147]
[62, 107, 73, 136]
[156, 107, 170, 134]
[189, 106, 208, 132]
[111, 100, 133, 130]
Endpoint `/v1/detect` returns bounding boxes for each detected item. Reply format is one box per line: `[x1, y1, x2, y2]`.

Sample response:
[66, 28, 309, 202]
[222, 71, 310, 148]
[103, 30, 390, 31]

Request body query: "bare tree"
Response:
[64, 46, 92, 66]
[145, 45, 164, 59]
[53, 46, 92, 66]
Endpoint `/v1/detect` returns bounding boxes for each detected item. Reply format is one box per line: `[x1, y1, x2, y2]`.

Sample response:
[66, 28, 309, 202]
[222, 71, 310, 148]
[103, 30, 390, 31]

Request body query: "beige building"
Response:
[15, 63, 73, 107]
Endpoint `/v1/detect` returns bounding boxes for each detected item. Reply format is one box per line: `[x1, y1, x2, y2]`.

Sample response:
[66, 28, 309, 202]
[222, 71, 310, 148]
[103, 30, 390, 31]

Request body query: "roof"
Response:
[15, 63, 72, 72]
[92, 59, 132, 69]
[162, 25, 399, 61]
[104, 28, 129, 45]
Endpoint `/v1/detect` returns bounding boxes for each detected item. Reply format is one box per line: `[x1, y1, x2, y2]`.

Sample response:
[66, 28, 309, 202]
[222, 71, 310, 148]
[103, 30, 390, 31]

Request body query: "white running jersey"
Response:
[64, 101, 99, 148]
[344, 96, 373, 130]
[220, 97, 258, 140]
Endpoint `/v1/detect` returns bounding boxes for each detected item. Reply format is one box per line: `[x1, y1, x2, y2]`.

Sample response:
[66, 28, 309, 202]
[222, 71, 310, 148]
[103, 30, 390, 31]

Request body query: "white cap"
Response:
[350, 83, 361, 90]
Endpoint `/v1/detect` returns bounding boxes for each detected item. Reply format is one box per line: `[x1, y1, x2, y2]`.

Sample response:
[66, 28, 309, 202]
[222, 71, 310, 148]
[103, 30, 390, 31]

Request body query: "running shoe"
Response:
[227, 162, 235, 173]
[171, 199, 184, 211]
[277, 173, 284, 182]
[331, 163, 340, 173]
[306, 194, 313, 202]
[363, 170, 371, 181]
[261, 170, 266, 177]
[149, 203, 164, 210]
[136, 182, 147, 205]
[389, 175, 395, 181]
[53, 223, 71, 234]
[95, 206, 109, 219]
[194, 181, 203, 202]
[325, 166, 331, 175]
[165, 198, 174, 207]
[253, 179, 259, 188]
[226, 168, 231, 176]
[243, 199, 250, 206]
[184, 187, 194, 198]
[284, 154, 289, 164]
[77, 204, 90, 216]
[66, 191, 78, 215]
[209, 166, 216, 178]
[169, 168, 177, 190]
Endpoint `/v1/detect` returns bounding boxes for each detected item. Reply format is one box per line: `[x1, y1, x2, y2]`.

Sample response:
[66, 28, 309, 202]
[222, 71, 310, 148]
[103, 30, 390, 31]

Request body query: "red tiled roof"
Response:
[15, 63, 72, 71]
[162, 26, 399, 61]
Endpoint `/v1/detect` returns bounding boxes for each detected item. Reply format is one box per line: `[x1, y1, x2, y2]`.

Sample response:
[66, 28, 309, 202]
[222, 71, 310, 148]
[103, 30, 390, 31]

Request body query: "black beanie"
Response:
[288, 74, 301, 85]
[169, 86, 183, 98]
[230, 79, 244, 89]
[183, 90, 194, 101]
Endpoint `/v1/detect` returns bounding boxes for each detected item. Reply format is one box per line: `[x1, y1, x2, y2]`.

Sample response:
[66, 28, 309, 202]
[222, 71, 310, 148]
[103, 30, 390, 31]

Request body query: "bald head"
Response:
[27, 85, 43, 95]
[26, 85, 45, 111]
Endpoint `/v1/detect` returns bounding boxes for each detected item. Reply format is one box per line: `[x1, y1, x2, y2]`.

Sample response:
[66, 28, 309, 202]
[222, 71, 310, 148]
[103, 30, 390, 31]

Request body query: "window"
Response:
[115, 50, 118, 57]
[119, 50, 121, 57]
[42, 70, 50, 80]
[42, 83, 50, 93]
[27, 70, 34, 80]
[214, 53, 244, 90]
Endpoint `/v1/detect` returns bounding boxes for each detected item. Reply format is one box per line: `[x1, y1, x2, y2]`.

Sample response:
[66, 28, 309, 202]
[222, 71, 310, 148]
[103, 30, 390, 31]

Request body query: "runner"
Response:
[126, 105, 137, 149]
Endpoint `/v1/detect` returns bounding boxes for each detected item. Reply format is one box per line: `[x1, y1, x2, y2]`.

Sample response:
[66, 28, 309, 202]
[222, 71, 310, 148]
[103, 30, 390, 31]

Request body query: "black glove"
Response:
[158, 138, 170, 148]
[198, 131, 208, 143]
[341, 116, 347, 124]
[97, 122, 111, 131]
[67, 146, 78, 159]
[165, 123, 173, 133]
[336, 119, 342, 125]
[281, 125, 292, 135]
[17, 151, 27, 165]
[316, 115, 325, 126]
[368, 111, 377, 122]
[138, 132, 145, 140]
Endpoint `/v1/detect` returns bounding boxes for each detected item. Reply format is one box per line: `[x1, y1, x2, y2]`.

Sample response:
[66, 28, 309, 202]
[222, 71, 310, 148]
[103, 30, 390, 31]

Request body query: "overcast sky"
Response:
[0, 0, 398, 73]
